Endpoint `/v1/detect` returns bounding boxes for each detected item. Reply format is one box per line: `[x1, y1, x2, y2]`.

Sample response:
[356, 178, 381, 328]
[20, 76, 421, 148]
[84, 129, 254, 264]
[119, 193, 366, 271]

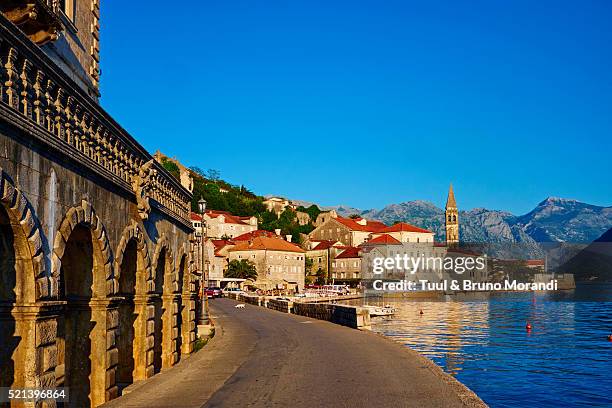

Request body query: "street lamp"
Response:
[197, 198, 210, 325]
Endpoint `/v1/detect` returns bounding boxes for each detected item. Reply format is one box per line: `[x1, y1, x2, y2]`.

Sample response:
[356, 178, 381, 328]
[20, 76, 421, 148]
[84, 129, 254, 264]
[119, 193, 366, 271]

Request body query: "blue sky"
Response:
[99, 0, 612, 214]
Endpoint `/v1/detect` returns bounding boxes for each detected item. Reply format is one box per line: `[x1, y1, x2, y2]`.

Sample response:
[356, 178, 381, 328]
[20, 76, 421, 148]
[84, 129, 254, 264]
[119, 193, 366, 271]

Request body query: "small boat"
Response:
[364, 305, 397, 317]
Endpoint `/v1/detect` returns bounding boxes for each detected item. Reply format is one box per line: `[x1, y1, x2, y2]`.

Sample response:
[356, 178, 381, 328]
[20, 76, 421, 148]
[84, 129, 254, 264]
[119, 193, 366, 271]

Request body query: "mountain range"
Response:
[314, 197, 612, 257]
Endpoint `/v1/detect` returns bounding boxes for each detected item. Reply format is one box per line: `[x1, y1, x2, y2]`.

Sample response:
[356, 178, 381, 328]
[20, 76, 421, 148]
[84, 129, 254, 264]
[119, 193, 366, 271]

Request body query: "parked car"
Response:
[204, 287, 222, 298]
[222, 287, 244, 295]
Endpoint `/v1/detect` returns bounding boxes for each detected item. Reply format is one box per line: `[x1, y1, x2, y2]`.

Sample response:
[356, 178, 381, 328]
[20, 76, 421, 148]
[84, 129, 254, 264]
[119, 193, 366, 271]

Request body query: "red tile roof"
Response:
[335, 247, 361, 259]
[364, 234, 402, 245]
[229, 236, 305, 253]
[206, 210, 248, 225]
[190, 212, 203, 221]
[526, 259, 545, 266]
[334, 216, 387, 233]
[379, 222, 432, 234]
[312, 240, 340, 250]
[233, 230, 278, 241]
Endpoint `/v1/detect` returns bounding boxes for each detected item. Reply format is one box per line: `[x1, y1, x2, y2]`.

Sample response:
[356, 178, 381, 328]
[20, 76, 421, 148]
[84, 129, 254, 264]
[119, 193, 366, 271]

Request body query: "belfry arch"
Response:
[52, 200, 117, 407]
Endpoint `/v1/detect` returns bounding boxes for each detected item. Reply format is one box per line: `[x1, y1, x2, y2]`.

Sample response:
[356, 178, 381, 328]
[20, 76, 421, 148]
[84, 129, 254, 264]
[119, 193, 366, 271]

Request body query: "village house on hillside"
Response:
[191, 210, 258, 239]
[263, 197, 294, 215]
[229, 236, 306, 292]
[308, 215, 388, 246]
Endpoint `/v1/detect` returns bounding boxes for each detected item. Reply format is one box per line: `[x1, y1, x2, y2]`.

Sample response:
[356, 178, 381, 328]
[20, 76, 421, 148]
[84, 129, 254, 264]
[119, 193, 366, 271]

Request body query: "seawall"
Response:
[227, 292, 371, 330]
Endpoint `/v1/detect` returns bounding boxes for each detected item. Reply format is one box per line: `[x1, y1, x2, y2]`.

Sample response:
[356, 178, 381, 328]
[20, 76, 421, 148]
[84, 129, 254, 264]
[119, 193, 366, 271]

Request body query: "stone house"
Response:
[228, 236, 306, 291]
[331, 247, 362, 282]
[200, 210, 258, 239]
[305, 240, 346, 283]
[308, 216, 387, 247]
[295, 210, 311, 226]
[263, 197, 293, 216]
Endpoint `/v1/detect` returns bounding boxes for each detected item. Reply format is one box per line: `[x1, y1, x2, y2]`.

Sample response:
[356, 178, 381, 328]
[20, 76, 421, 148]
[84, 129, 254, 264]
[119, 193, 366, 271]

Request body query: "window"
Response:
[60, 0, 76, 21]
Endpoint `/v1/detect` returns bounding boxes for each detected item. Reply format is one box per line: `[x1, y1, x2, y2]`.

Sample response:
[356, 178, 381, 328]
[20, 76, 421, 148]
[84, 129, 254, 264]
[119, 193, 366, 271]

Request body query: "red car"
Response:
[204, 287, 222, 298]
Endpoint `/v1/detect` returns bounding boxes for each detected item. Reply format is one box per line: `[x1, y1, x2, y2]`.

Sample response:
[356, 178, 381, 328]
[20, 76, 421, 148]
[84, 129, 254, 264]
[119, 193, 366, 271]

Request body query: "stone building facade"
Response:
[0, 8, 197, 408]
[331, 247, 362, 282]
[308, 216, 387, 247]
[228, 237, 306, 291]
[201, 210, 257, 239]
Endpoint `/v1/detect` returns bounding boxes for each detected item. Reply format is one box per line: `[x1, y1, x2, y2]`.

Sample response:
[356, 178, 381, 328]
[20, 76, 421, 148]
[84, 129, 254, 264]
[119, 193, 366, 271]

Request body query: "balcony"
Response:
[0, 0, 62, 45]
[0, 14, 193, 228]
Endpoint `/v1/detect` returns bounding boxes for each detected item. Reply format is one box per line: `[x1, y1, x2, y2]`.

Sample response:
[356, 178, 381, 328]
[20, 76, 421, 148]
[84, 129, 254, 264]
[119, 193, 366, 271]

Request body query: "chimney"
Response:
[275, 228, 281, 236]
[286, 235, 292, 242]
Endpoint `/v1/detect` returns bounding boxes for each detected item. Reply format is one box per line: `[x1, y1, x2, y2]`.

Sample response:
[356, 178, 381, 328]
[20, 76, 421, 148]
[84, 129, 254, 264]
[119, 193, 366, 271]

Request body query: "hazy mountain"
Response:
[559, 227, 612, 282]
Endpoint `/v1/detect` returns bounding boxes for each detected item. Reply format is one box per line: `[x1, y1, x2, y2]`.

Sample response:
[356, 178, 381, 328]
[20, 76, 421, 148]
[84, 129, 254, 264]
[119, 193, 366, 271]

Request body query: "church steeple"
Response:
[445, 184, 459, 246]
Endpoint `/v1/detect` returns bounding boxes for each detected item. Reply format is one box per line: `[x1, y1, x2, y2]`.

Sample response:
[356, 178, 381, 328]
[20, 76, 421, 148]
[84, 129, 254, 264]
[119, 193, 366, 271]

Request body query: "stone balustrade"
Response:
[0, 15, 191, 228]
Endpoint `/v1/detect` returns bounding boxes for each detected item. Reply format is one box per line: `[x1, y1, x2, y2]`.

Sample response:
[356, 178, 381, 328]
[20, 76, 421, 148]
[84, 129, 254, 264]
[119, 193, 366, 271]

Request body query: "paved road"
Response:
[104, 298, 485, 408]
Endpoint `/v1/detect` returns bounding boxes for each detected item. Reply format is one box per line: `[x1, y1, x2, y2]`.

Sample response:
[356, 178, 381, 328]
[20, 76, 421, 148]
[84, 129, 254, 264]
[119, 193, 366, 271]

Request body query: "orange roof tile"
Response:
[335, 247, 361, 259]
[229, 236, 305, 253]
[334, 216, 387, 233]
[206, 210, 248, 225]
[379, 222, 432, 234]
[365, 234, 402, 245]
[233, 230, 278, 241]
[312, 240, 340, 250]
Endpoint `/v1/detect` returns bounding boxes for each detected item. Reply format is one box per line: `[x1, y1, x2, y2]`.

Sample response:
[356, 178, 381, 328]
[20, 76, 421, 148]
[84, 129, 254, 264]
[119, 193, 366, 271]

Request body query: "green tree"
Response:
[160, 158, 180, 180]
[315, 268, 327, 285]
[225, 259, 258, 280]
[348, 213, 361, 219]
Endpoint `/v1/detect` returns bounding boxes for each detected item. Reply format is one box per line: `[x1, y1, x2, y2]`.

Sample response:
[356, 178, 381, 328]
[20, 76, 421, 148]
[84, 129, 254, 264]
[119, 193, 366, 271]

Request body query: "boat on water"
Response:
[363, 305, 397, 317]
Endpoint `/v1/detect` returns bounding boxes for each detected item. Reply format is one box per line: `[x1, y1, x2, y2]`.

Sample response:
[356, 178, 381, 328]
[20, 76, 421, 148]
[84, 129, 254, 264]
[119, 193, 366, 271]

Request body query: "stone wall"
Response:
[0, 71, 195, 408]
[292, 302, 371, 330]
[266, 298, 293, 313]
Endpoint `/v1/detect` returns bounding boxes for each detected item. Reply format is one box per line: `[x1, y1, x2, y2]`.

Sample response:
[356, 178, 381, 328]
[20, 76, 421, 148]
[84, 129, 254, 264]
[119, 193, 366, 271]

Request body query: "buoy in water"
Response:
[526, 322, 532, 331]
[607, 334, 612, 342]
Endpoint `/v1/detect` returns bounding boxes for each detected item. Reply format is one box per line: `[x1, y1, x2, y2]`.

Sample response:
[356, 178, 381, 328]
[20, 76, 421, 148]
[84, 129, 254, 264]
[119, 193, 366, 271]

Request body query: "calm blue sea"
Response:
[363, 284, 612, 407]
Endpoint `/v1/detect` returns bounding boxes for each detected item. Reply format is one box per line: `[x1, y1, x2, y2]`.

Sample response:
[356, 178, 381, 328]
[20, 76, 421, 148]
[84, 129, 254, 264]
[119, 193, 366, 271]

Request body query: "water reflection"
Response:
[345, 285, 612, 407]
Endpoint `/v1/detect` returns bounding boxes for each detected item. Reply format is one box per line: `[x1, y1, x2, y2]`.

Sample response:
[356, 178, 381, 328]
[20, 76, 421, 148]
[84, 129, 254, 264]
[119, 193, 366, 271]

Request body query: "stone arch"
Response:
[174, 243, 189, 363]
[52, 199, 114, 297]
[114, 222, 153, 390]
[0, 167, 51, 301]
[52, 199, 116, 407]
[0, 168, 48, 392]
[175, 242, 189, 294]
[114, 222, 152, 293]
[151, 234, 175, 373]
[152, 234, 174, 293]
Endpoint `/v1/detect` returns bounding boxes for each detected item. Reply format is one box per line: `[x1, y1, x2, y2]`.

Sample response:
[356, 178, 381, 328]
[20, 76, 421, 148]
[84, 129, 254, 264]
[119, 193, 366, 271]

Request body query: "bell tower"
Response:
[445, 184, 459, 246]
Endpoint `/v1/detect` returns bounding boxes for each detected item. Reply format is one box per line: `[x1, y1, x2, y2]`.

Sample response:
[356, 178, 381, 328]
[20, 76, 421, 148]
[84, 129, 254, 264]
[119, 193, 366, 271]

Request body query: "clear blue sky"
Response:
[99, 0, 612, 215]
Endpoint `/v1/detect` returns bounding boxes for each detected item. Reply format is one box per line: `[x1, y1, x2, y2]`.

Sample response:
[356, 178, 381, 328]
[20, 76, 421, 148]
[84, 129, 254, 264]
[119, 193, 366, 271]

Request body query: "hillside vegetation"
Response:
[160, 160, 315, 242]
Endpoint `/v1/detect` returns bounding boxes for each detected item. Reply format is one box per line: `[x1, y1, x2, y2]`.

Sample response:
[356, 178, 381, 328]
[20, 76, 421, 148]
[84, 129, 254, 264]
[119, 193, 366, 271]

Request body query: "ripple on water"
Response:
[358, 285, 612, 408]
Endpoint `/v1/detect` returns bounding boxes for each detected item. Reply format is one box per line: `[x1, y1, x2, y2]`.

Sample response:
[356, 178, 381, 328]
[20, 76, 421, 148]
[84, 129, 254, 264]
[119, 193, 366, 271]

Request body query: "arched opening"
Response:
[116, 239, 148, 392]
[175, 255, 186, 363]
[0, 205, 18, 390]
[153, 248, 167, 374]
[56, 225, 107, 408]
[0, 204, 36, 393]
